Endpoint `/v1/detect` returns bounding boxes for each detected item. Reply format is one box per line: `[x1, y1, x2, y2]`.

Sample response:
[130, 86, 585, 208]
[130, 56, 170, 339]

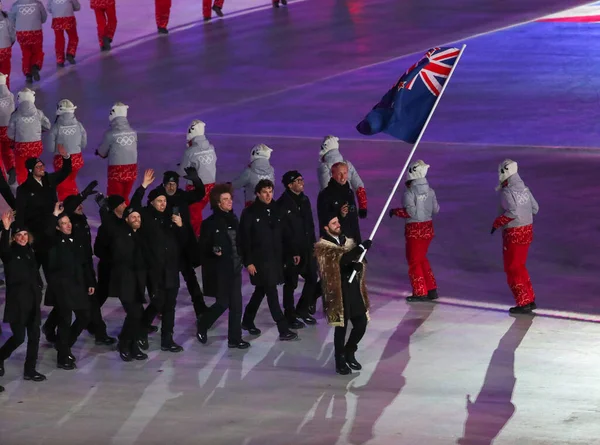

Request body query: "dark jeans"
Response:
[242, 285, 289, 334]
[334, 313, 368, 356]
[141, 287, 178, 344]
[283, 260, 317, 319]
[0, 311, 41, 372]
[56, 306, 90, 362]
[197, 272, 242, 343]
[88, 260, 110, 337]
[180, 257, 206, 317]
[119, 300, 144, 354]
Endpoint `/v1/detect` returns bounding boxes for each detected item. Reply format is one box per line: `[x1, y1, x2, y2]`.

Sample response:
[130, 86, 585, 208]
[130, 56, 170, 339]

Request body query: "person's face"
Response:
[165, 182, 177, 196]
[151, 196, 167, 213]
[57, 215, 72, 235]
[126, 212, 141, 230]
[325, 217, 341, 237]
[256, 187, 273, 205]
[114, 202, 127, 218]
[288, 177, 304, 194]
[13, 230, 28, 246]
[332, 165, 348, 185]
[74, 204, 84, 215]
[33, 162, 45, 178]
[218, 193, 233, 212]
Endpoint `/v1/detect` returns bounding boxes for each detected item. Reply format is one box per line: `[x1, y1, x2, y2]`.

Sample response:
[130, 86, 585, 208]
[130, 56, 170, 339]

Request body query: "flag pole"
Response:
[349, 44, 467, 283]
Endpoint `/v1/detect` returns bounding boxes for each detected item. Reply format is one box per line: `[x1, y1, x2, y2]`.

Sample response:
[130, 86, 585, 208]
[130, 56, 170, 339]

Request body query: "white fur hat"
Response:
[407, 160, 430, 180]
[250, 143, 272, 161]
[0, 73, 7, 86]
[56, 99, 77, 115]
[187, 120, 205, 142]
[319, 135, 339, 157]
[497, 159, 518, 190]
[109, 102, 128, 121]
[18, 88, 35, 104]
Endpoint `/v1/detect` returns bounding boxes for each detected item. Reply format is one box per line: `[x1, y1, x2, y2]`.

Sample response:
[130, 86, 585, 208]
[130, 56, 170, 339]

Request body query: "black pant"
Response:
[56, 306, 90, 362]
[119, 300, 144, 354]
[283, 259, 317, 319]
[0, 311, 41, 372]
[88, 261, 110, 337]
[141, 287, 178, 343]
[197, 272, 242, 343]
[334, 313, 368, 356]
[180, 256, 206, 317]
[242, 285, 289, 334]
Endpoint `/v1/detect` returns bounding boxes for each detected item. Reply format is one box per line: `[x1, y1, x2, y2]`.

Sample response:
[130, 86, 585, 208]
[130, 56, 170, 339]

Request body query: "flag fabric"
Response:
[356, 47, 461, 144]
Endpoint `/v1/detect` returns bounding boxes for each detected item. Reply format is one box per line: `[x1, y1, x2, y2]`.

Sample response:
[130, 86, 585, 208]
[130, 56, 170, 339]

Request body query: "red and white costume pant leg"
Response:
[0, 47, 12, 88]
[52, 17, 79, 64]
[155, 0, 171, 28]
[54, 152, 83, 201]
[107, 164, 137, 205]
[92, 2, 117, 47]
[13, 140, 43, 184]
[186, 182, 214, 238]
[0, 127, 14, 177]
[16, 30, 44, 76]
[405, 221, 436, 296]
[502, 225, 535, 307]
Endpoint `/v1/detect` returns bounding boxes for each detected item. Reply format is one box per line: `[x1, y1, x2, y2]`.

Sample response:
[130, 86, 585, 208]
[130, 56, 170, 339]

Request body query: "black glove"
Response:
[490, 227, 496, 235]
[81, 180, 99, 198]
[360, 239, 372, 250]
[94, 192, 108, 209]
[6, 168, 15, 186]
[352, 262, 363, 273]
[359, 208, 368, 219]
[183, 167, 200, 182]
[388, 208, 394, 218]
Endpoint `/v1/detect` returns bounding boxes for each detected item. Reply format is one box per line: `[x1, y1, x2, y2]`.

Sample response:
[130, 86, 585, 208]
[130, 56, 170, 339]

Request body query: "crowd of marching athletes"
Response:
[0, 0, 292, 86]
[0, 82, 539, 391]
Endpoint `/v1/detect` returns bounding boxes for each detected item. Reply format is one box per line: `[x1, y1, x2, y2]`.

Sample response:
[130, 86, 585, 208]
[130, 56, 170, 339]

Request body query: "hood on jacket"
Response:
[189, 135, 214, 151]
[250, 157, 274, 176]
[409, 177, 430, 194]
[17, 101, 37, 117]
[109, 116, 129, 129]
[56, 114, 77, 126]
[322, 149, 343, 164]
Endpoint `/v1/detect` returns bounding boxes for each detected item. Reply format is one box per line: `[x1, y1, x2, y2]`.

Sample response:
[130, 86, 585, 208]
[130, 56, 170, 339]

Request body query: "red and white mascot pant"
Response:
[54, 152, 83, 201]
[186, 182, 214, 238]
[107, 163, 137, 205]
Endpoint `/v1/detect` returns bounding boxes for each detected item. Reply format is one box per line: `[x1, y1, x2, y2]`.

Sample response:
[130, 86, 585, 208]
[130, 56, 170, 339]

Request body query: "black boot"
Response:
[196, 322, 208, 344]
[427, 289, 439, 300]
[25, 74, 33, 83]
[299, 314, 317, 325]
[241, 323, 261, 336]
[137, 336, 149, 351]
[102, 36, 111, 51]
[335, 354, 351, 375]
[228, 340, 251, 349]
[24, 370, 46, 382]
[161, 338, 184, 353]
[57, 62, 65, 68]
[406, 295, 430, 302]
[157, 27, 168, 34]
[509, 305, 533, 315]
[66, 54, 76, 65]
[288, 317, 305, 330]
[31, 65, 41, 81]
[130, 344, 148, 361]
[95, 334, 117, 346]
[279, 331, 298, 341]
[57, 359, 76, 370]
[212, 5, 224, 16]
[345, 348, 362, 371]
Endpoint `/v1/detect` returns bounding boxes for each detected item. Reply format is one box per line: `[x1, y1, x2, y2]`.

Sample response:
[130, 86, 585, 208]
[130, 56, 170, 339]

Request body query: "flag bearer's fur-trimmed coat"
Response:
[314, 236, 369, 327]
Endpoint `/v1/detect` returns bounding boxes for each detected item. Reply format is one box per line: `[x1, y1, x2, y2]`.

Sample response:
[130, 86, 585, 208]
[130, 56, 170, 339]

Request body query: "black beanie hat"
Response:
[147, 187, 167, 203]
[106, 195, 126, 211]
[25, 157, 43, 172]
[163, 171, 180, 185]
[282, 170, 302, 187]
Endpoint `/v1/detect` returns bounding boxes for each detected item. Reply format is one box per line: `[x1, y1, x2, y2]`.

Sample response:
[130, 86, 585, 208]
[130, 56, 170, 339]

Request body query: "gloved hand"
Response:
[6, 168, 15, 186]
[81, 180, 99, 198]
[358, 208, 368, 219]
[352, 262, 363, 272]
[94, 192, 108, 209]
[183, 167, 200, 182]
[490, 227, 496, 235]
[360, 239, 372, 250]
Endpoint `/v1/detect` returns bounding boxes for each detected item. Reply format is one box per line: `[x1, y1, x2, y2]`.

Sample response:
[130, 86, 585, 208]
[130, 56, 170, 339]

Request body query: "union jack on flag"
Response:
[356, 47, 461, 144]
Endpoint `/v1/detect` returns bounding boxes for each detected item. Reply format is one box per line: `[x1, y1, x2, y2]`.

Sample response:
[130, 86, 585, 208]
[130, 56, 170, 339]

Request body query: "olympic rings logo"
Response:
[115, 135, 136, 145]
[0, 99, 10, 108]
[197, 154, 214, 165]
[18, 6, 36, 15]
[257, 174, 272, 181]
[20, 116, 35, 123]
[54, 0, 67, 3]
[60, 127, 76, 136]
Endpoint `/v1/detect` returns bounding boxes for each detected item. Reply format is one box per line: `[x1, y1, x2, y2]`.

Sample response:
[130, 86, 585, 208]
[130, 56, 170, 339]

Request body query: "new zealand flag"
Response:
[356, 47, 461, 144]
